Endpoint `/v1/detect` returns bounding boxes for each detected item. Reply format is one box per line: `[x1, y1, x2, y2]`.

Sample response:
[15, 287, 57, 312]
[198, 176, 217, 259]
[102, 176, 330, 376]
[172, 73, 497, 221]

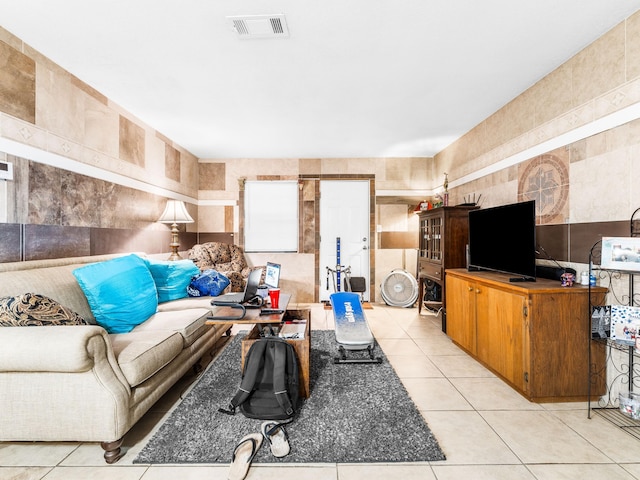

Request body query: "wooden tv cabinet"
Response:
[445, 269, 606, 402]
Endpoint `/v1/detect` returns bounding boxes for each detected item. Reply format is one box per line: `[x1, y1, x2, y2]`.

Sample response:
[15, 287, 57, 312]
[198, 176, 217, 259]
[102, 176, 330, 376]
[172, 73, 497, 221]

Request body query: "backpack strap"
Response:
[218, 339, 268, 415]
[272, 340, 295, 417]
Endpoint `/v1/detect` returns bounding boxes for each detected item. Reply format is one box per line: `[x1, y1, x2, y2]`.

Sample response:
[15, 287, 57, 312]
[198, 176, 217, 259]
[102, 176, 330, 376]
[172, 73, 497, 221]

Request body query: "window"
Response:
[244, 180, 298, 252]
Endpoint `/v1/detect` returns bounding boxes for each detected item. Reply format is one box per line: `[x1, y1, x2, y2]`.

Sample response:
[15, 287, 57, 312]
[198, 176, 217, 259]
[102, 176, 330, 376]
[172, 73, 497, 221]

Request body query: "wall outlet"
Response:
[0, 160, 13, 180]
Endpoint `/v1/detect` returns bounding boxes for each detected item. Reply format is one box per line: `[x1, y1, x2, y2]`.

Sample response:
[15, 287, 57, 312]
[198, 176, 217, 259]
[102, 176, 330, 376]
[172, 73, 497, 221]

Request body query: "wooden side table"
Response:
[241, 308, 311, 398]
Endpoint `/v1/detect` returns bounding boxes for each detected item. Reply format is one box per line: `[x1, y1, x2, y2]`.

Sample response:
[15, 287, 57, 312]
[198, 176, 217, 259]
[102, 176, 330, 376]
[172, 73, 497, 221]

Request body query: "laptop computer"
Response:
[211, 268, 263, 305]
[264, 262, 281, 289]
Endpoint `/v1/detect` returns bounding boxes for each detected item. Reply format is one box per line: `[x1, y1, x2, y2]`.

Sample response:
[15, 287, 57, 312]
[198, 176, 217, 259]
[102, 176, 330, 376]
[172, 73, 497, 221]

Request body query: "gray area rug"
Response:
[134, 330, 446, 464]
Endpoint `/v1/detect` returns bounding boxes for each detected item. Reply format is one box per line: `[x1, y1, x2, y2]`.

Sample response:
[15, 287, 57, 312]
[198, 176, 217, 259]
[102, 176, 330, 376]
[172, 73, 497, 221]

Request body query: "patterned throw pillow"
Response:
[0, 293, 88, 326]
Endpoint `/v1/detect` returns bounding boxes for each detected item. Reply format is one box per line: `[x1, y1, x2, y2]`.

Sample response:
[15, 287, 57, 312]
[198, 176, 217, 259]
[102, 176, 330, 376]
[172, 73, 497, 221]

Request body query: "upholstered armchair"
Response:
[187, 242, 255, 293]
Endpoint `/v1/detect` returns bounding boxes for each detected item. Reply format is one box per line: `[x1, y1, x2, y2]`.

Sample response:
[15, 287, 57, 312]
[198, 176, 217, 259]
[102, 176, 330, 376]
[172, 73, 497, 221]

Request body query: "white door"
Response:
[319, 180, 370, 302]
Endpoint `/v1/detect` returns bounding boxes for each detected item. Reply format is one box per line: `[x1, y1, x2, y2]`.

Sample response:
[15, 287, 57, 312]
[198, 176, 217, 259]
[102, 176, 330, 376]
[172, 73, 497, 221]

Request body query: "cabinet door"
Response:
[445, 275, 476, 355]
[476, 287, 528, 392]
[428, 214, 443, 262]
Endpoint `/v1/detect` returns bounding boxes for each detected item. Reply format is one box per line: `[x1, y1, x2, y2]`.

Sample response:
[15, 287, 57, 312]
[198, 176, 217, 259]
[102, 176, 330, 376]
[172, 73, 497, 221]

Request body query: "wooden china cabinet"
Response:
[417, 205, 477, 332]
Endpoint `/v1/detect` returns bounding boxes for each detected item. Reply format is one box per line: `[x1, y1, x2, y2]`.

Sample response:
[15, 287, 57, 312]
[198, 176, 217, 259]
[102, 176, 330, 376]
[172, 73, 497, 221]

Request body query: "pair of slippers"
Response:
[228, 421, 290, 480]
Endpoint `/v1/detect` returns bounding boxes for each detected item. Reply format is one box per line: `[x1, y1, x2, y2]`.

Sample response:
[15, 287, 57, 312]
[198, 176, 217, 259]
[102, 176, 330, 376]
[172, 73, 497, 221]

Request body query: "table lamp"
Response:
[157, 200, 194, 260]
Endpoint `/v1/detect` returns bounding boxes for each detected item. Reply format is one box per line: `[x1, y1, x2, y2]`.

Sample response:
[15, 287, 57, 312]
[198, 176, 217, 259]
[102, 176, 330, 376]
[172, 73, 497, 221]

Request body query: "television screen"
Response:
[468, 200, 537, 281]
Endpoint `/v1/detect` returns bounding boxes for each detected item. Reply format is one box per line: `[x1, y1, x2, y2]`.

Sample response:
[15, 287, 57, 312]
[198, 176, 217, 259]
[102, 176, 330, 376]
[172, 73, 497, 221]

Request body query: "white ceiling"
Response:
[1, 1, 640, 159]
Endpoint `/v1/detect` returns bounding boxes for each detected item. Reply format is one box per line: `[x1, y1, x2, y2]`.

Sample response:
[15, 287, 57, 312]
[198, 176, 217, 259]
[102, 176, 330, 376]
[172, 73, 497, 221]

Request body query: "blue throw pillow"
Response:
[145, 258, 200, 303]
[188, 269, 230, 296]
[72, 254, 158, 334]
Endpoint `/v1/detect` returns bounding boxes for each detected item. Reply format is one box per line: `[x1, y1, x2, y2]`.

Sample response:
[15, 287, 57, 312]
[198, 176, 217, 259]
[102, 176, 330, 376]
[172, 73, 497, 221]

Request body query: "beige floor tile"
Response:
[549, 409, 640, 463]
[527, 463, 636, 479]
[621, 464, 640, 477]
[337, 463, 435, 479]
[369, 322, 411, 340]
[41, 465, 148, 480]
[242, 465, 337, 479]
[376, 338, 424, 356]
[61, 410, 168, 466]
[428, 354, 495, 378]
[309, 307, 331, 329]
[431, 464, 536, 480]
[422, 411, 520, 465]
[386, 354, 444, 378]
[403, 322, 443, 339]
[140, 465, 229, 479]
[402, 378, 473, 411]
[0, 442, 79, 466]
[480, 410, 611, 464]
[412, 335, 467, 356]
[0, 466, 52, 480]
[540, 401, 590, 411]
[449, 377, 542, 411]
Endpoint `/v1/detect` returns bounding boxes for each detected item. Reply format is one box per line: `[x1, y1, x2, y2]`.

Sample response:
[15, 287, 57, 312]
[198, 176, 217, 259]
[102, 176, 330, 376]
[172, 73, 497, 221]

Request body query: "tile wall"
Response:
[435, 10, 640, 268]
[3, 10, 640, 300]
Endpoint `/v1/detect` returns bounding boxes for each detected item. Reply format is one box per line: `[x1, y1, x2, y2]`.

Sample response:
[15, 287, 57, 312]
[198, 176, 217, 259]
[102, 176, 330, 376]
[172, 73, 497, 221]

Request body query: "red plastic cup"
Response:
[268, 288, 280, 309]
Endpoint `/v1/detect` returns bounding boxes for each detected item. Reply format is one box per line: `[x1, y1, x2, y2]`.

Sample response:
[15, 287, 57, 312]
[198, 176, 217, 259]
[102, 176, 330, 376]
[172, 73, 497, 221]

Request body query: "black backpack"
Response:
[219, 337, 300, 420]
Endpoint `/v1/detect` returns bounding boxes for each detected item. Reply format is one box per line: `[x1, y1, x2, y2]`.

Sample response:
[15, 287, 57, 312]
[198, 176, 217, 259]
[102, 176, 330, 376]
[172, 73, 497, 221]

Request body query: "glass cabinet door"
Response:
[419, 217, 429, 259]
[429, 216, 442, 261]
[419, 212, 443, 263]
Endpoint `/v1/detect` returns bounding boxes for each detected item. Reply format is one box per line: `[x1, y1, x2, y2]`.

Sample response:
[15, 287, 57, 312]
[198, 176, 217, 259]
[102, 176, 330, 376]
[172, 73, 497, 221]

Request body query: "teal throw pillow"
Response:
[72, 254, 158, 334]
[145, 258, 200, 303]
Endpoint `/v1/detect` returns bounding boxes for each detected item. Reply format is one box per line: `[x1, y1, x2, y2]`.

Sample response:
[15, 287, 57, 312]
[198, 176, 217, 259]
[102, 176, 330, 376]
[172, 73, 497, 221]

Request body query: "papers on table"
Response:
[278, 322, 306, 339]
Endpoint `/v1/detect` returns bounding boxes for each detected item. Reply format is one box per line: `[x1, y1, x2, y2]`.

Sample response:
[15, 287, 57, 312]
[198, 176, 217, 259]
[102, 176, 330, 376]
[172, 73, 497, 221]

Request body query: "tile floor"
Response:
[3, 303, 640, 479]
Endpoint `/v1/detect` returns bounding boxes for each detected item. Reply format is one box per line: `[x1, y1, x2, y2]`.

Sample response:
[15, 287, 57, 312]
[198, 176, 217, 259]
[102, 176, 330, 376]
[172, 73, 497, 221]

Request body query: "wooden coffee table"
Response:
[205, 294, 311, 398]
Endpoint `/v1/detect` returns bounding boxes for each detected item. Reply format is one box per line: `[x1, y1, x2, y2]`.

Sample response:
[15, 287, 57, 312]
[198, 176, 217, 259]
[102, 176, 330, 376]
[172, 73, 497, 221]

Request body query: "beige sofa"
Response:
[0, 254, 231, 463]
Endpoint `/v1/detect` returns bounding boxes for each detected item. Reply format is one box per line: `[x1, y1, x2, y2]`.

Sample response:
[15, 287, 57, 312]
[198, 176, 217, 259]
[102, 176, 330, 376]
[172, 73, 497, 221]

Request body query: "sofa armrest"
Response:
[0, 325, 120, 374]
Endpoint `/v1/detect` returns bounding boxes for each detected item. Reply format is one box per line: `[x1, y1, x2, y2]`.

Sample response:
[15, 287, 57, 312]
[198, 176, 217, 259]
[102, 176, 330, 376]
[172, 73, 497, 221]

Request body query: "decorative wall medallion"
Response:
[518, 150, 569, 224]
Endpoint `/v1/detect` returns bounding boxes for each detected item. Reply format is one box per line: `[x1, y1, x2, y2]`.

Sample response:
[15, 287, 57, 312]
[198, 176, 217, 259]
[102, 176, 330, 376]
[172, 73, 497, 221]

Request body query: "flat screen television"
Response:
[468, 200, 537, 281]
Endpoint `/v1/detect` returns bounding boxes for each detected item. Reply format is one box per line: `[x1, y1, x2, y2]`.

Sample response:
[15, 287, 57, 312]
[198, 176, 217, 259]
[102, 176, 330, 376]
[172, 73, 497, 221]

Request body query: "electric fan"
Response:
[380, 269, 419, 307]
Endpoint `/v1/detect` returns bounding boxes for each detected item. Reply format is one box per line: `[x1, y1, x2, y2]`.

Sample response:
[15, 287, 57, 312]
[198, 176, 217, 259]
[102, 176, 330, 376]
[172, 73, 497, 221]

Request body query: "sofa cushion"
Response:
[156, 296, 215, 312]
[110, 330, 184, 387]
[187, 243, 211, 270]
[145, 258, 200, 303]
[73, 254, 158, 334]
[131, 308, 211, 348]
[229, 244, 249, 271]
[204, 242, 231, 264]
[0, 293, 88, 327]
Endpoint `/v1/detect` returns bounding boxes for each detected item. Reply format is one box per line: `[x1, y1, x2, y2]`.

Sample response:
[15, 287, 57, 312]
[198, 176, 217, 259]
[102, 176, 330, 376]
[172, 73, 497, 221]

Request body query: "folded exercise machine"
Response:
[330, 292, 382, 364]
[325, 237, 366, 301]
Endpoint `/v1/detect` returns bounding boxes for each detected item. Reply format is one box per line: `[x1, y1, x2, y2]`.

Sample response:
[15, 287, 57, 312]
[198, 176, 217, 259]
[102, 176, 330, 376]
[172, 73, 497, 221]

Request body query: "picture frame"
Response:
[601, 237, 640, 272]
[610, 305, 640, 346]
[591, 305, 611, 339]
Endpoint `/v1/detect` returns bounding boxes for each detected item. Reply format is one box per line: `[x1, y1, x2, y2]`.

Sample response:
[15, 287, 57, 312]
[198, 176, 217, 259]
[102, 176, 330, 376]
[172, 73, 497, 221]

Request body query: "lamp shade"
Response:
[158, 200, 194, 224]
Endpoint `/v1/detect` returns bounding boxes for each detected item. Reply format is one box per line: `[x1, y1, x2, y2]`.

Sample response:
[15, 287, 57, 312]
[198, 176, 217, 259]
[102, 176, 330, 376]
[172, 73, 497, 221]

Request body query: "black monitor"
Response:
[264, 262, 281, 289]
[468, 200, 537, 281]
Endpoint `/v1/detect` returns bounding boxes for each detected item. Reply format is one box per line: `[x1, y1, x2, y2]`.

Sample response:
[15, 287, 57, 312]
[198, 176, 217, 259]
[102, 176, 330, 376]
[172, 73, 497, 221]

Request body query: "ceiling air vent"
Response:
[227, 14, 290, 39]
